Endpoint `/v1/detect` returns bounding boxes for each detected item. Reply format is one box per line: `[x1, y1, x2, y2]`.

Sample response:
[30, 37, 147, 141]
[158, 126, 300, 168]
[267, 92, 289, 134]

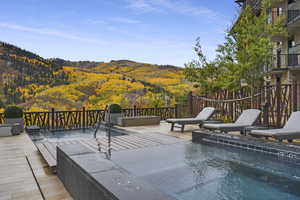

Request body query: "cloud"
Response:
[86, 19, 106, 25]
[110, 17, 141, 24]
[126, 0, 160, 13]
[0, 22, 108, 45]
[125, 0, 228, 21]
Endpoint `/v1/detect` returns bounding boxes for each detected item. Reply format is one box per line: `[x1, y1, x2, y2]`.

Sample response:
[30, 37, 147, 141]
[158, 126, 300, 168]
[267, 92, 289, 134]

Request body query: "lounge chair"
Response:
[166, 107, 215, 132]
[202, 109, 261, 133]
[250, 111, 300, 142]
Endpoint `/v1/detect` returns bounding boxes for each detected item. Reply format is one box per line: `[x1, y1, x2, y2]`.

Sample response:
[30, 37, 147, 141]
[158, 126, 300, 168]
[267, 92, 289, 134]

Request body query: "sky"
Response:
[0, 0, 239, 67]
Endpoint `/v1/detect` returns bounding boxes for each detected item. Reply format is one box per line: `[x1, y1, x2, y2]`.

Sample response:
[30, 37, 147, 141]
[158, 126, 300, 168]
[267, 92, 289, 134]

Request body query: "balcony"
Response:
[287, 10, 300, 25]
[272, 54, 300, 71]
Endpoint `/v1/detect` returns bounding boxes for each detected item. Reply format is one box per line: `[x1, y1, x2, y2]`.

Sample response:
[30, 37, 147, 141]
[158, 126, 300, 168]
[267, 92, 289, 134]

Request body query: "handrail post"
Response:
[51, 108, 55, 131]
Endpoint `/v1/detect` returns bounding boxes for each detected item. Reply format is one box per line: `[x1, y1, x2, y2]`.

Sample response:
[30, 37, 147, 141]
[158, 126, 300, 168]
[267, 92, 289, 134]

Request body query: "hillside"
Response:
[0, 42, 69, 105]
[0, 41, 192, 111]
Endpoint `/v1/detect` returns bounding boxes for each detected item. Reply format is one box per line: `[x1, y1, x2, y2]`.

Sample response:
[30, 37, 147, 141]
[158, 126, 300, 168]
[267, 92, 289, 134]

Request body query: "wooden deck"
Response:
[0, 133, 72, 200]
[36, 132, 184, 169]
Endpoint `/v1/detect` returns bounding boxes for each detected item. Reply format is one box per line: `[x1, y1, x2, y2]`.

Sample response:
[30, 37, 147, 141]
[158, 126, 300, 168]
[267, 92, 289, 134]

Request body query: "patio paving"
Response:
[119, 121, 198, 140]
[1, 121, 299, 200]
[0, 133, 72, 200]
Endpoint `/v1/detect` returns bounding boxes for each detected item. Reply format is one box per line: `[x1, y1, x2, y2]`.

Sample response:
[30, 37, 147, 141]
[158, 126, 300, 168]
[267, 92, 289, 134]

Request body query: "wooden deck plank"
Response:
[0, 134, 44, 200]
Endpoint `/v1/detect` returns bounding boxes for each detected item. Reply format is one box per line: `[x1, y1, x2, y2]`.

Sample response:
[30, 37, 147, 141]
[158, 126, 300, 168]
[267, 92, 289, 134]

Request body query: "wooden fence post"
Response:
[134, 105, 137, 116]
[263, 82, 270, 127]
[175, 104, 179, 118]
[187, 92, 193, 117]
[82, 107, 86, 131]
[51, 108, 55, 131]
[229, 92, 234, 121]
[276, 78, 282, 127]
[293, 80, 298, 112]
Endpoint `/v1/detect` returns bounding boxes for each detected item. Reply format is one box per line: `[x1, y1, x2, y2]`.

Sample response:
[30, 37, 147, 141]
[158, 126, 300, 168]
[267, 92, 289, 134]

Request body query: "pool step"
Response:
[36, 143, 57, 170]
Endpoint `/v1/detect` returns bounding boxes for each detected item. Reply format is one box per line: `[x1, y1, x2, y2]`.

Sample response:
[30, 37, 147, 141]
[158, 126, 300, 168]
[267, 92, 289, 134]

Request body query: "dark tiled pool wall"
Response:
[192, 131, 300, 164]
[57, 144, 176, 200]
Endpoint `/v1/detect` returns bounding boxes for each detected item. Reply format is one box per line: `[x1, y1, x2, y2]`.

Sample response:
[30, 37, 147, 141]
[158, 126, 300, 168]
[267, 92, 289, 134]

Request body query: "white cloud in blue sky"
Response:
[0, 0, 238, 66]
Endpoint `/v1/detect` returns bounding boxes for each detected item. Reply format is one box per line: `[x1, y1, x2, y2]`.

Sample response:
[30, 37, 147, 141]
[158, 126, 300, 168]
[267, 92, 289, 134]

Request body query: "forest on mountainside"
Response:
[0, 41, 192, 111]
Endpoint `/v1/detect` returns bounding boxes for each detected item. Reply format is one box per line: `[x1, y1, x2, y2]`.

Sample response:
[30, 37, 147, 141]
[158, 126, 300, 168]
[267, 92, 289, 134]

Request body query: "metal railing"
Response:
[272, 54, 300, 69]
[288, 10, 300, 23]
[267, 9, 300, 24]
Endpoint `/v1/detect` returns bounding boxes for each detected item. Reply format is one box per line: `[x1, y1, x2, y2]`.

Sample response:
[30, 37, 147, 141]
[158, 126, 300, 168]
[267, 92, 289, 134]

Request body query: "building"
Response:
[236, 0, 300, 85]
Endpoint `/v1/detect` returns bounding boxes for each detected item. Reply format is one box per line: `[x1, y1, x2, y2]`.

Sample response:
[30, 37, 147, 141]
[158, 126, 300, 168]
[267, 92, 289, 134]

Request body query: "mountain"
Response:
[0, 42, 69, 105]
[0, 41, 191, 111]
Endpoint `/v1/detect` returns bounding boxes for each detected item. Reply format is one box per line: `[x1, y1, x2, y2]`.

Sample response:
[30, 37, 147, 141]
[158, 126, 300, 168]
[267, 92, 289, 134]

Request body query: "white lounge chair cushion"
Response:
[203, 109, 261, 131]
[203, 123, 246, 129]
[166, 118, 205, 123]
[251, 129, 300, 136]
[235, 109, 262, 125]
[284, 111, 300, 129]
[250, 111, 300, 138]
[166, 107, 215, 123]
[195, 107, 215, 120]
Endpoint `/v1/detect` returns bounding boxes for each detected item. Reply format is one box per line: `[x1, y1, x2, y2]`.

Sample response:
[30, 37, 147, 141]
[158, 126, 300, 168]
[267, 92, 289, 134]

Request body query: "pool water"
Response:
[111, 142, 300, 200]
[29, 128, 125, 143]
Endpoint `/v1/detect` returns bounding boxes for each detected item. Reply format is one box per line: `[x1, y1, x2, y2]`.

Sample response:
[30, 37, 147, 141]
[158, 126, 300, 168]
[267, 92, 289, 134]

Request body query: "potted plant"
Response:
[4, 106, 24, 134]
[106, 104, 122, 125]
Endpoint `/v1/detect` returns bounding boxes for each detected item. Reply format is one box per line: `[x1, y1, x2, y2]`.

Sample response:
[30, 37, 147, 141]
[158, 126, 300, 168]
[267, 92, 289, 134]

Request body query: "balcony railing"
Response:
[273, 54, 300, 69]
[268, 9, 300, 24]
[288, 10, 300, 23]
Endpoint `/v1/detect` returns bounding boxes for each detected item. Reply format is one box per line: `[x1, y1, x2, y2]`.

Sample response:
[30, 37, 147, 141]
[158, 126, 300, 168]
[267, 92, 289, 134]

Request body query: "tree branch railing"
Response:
[189, 83, 299, 128]
[0, 106, 177, 131]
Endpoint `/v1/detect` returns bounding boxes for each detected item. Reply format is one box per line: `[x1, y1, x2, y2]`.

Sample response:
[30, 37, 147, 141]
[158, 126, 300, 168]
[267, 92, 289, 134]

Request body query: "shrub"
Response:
[108, 104, 122, 113]
[4, 106, 23, 118]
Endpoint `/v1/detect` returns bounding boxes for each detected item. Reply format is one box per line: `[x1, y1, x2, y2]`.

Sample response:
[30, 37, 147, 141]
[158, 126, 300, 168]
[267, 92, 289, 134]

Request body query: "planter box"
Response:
[0, 125, 12, 137]
[117, 116, 160, 127]
[105, 113, 122, 125]
[5, 118, 24, 134]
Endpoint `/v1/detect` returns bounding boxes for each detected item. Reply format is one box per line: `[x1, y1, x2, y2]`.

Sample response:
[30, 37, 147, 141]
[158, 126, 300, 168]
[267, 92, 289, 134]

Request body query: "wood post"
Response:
[187, 92, 193, 117]
[82, 107, 86, 130]
[229, 92, 234, 121]
[276, 78, 282, 127]
[293, 80, 298, 112]
[51, 108, 55, 131]
[175, 104, 179, 118]
[134, 105, 137, 116]
[263, 82, 270, 127]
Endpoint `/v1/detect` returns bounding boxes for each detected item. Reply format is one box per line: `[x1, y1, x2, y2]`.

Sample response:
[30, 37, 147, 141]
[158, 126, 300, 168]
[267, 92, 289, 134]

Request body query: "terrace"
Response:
[0, 120, 199, 200]
[1, 119, 300, 200]
[1, 85, 300, 200]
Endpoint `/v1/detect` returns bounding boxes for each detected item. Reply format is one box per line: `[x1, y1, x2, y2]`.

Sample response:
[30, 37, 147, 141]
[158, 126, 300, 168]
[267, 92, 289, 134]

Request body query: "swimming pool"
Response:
[29, 127, 126, 143]
[110, 142, 300, 200]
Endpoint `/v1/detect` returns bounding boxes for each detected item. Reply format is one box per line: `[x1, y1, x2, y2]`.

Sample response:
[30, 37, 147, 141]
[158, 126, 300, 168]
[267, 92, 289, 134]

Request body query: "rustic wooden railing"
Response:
[0, 106, 177, 131]
[188, 82, 299, 128]
[1, 83, 297, 131]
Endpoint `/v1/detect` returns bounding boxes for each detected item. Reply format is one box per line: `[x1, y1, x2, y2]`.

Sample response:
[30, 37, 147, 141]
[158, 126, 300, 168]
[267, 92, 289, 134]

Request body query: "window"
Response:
[277, 8, 283, 16]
